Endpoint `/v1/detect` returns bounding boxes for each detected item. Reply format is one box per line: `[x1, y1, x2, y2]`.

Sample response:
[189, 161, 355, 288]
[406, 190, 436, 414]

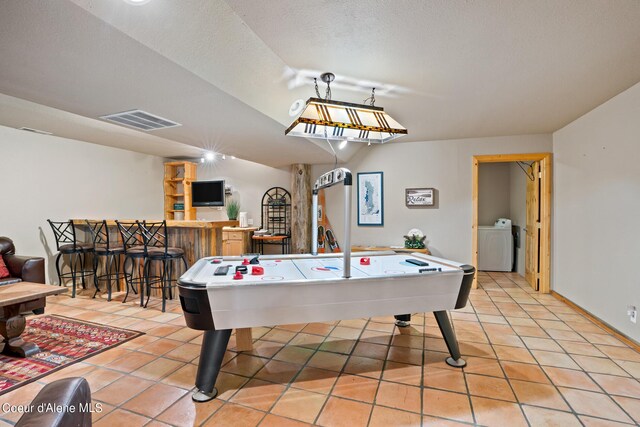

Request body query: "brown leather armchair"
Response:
[0, 237, 45, 285]
[15, 377, 92, 427]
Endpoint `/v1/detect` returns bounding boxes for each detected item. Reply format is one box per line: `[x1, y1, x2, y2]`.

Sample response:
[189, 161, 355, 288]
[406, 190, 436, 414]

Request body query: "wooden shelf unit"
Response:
[164, 161, 197, 220]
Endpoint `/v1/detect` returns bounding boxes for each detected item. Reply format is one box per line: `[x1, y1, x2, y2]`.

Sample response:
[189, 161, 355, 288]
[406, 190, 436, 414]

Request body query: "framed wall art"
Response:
[357, 172, 384, 226]
[406, 188, 434, 207]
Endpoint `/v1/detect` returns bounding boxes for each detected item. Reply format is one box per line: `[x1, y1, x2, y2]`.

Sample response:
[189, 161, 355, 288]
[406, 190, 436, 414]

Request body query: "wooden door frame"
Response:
[472, 153, 552, 293]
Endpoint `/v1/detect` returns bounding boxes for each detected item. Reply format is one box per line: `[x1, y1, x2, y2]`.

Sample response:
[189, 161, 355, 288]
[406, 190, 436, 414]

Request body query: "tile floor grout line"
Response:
[487, 273, 616, 420]
[470, 279, 532, 427]
[484, 273, 591, 424]
[229, 319, 344, 423]
[571, 367, 639, 424]
[361, 316, 389, 427]
[484, 272, 638, 425]
[311, 317, 376, 425]
[461, 302, 479, 426]
[504, 274, 640, 423]
[439, 296, 484, 425]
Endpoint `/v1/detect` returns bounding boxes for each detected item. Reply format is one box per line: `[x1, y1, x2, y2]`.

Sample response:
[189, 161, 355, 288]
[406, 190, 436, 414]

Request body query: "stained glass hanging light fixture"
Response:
[285, 72, 407, 144]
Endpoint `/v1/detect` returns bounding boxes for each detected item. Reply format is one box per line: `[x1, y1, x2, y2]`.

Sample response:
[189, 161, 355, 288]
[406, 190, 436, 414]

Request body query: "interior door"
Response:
[525, 161, 541, 290]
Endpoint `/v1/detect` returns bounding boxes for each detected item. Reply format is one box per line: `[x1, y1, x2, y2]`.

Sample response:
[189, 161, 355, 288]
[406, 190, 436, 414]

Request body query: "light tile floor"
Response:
[1, 272, 639, 426]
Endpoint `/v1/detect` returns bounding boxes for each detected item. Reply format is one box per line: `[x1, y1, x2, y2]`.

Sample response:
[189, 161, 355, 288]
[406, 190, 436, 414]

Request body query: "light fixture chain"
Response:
[314, 78, 321, 98]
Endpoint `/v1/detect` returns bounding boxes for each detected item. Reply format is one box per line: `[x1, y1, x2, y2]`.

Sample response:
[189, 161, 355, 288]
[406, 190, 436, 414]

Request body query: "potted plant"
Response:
[226, 198, 240, 221]
[403, 233, 426, 249]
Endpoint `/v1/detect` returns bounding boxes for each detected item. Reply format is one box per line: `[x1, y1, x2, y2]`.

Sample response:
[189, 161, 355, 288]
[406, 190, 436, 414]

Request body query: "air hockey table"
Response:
[178, 251, 474, 402]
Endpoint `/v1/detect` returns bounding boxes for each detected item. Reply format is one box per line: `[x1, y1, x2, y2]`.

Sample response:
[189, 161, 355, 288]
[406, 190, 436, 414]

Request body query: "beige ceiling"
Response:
[1, 0, 640, 166]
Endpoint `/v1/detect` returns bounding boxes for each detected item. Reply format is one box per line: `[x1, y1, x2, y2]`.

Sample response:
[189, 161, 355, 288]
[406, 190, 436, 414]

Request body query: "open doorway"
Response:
[472, 153, 552, 293]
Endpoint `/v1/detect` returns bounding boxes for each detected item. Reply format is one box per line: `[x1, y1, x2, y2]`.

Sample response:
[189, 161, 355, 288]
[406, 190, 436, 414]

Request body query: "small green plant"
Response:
[403, 233, 426, 249]
[226, 198, 240, 220]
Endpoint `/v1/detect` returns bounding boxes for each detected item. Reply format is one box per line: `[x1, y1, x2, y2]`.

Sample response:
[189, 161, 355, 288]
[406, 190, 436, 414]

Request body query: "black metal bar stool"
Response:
[115, 220, 160, 306]
[139, 220, 188, 312]
[86, 220, 125, 301]
[47, 219, 94, 298]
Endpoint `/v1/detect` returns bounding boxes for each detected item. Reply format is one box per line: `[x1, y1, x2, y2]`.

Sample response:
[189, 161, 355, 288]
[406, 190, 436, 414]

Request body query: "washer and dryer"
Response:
[478, 218, 513, 272]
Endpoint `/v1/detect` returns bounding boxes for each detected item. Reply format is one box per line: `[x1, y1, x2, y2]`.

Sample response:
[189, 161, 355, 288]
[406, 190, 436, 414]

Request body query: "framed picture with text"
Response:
[406, 188, 434, 207]
[357, 172, 384, 226]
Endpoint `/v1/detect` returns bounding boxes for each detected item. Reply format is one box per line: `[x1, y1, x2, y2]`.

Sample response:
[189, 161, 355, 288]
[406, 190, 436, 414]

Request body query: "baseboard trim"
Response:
[550, 291, 639, 352]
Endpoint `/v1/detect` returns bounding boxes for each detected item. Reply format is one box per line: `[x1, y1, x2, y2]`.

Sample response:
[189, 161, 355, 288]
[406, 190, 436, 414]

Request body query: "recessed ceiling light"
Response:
[123, 0, 152, 5]
[204, 152, 215, 161]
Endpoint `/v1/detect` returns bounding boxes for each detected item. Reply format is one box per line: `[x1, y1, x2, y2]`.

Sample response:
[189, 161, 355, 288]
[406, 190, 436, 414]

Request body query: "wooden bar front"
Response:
[163, 220, 238, 265]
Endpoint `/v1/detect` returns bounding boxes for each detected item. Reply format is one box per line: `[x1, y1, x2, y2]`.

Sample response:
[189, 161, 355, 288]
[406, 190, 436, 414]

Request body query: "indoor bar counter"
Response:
[74, 219, 238, 265]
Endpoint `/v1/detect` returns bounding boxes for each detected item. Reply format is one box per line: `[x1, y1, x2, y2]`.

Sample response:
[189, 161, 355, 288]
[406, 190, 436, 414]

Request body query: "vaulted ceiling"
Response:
[1, 0, 640, 167]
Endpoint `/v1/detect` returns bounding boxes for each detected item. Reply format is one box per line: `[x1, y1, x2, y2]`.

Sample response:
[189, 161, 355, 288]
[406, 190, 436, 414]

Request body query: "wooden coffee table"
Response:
[0, 282, 67, 357]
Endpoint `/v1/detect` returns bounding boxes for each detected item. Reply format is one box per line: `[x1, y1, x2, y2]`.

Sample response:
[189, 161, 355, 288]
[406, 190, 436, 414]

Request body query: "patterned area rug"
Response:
[0, 315, 143, 395]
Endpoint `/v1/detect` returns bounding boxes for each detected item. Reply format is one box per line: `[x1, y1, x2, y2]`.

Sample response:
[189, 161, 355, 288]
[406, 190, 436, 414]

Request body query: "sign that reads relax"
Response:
[405, 188, 434, 207]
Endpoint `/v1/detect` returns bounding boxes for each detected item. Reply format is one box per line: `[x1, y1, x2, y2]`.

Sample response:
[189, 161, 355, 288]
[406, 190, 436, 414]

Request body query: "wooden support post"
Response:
[290, 164, 312, 254]
[235, 328, 253, 351]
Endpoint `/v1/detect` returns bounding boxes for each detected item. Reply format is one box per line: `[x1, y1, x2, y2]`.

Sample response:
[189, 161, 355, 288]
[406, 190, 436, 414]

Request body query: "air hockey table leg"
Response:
[394, 314, 411, 327]
[434, 310, 466, 368]
[192, 329, 232, 402]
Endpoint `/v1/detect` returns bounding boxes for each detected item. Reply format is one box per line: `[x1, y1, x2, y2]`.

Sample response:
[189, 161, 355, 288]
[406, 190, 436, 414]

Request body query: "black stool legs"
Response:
[54, 250, 93, 298]
[122, 256, 143, 304]
[144, 255, 188, 312]
[92, 253, 123, 301]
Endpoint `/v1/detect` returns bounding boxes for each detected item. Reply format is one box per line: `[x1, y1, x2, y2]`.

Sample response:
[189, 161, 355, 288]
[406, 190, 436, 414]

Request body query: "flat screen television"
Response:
[192, 180, 225, 207]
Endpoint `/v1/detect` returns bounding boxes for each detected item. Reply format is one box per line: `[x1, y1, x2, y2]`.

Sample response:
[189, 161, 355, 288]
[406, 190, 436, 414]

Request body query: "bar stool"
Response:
[86, 220, 125, 301]
[115, 220, 160, 306]
[47, 220, 94, 298]
[139, 220, 188, 312]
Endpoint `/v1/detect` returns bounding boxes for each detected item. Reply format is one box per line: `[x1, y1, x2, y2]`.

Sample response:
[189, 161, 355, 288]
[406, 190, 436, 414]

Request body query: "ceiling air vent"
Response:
[100, 109, 181, 131]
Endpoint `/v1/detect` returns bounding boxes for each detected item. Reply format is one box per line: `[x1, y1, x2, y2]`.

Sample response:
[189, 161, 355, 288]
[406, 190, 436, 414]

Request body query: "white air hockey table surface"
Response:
[179, 252, 466, 330]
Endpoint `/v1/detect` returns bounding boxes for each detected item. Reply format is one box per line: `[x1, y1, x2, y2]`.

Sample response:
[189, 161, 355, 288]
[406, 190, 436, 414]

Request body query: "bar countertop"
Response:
[222, 226, 259, 232]
[74, 219, 238, 229]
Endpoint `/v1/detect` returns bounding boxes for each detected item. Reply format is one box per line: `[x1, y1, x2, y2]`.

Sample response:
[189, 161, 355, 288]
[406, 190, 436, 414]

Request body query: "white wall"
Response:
[509, 162, 527, 276]
[195, 158, 290, 228]
[554, 81, 640, 342]
[0, 125, 164, 283]
[478, 163, 511, 225]
[313, 134, 552, 263]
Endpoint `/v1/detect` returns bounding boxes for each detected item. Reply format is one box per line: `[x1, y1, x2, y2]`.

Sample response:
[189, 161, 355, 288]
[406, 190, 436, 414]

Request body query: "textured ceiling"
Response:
[1, 0, 640, 165]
